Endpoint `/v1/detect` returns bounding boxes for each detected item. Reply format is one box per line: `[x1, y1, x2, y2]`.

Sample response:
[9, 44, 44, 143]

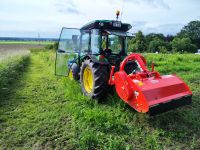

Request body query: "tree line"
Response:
[128, 20, 200, 53]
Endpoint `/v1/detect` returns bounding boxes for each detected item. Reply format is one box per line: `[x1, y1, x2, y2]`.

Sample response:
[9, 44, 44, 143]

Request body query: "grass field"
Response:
[0, 49, 29, 61]
[0, 49, 200, 149]
[0, 41, 54, 45]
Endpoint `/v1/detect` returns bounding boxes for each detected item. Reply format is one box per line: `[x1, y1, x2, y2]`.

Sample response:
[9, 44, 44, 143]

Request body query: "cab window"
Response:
[81, 31, 90, 52]
[101, 31, 123, 54]
[58, 28, 80, 53]
[91, 29, 100, 54]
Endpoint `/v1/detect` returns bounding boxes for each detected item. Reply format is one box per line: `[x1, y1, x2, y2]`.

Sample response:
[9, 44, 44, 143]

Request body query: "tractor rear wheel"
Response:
[80, 59, 109, 99]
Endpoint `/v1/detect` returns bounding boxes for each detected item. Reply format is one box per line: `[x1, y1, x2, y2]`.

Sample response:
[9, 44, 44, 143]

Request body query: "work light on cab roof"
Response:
[55, 12, 192, 115]
[116, 10, 120, 20]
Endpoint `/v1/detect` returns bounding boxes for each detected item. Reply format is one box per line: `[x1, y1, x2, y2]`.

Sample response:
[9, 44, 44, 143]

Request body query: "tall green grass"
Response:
[0, 51, 200, 149]
[0, 50, 29, 61]
[0, 55, 30, 96]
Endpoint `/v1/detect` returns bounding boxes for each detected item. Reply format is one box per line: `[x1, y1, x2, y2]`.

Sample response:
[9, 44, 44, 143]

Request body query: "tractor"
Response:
[55, 14, 192, 115]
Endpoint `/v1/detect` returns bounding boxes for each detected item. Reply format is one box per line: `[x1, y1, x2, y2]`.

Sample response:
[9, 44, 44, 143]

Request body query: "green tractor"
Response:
[55, 20, 133, 99]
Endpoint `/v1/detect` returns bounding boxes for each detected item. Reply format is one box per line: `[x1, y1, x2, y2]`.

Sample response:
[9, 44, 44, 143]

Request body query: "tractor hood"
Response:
[105, 30, 134, 37]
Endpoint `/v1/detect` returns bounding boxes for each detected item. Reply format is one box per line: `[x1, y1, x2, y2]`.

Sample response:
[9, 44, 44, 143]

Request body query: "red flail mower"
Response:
[109, 53, 192, 115]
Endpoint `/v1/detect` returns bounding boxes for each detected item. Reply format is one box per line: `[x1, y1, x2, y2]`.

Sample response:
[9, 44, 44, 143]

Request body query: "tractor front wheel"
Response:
[68, 63, 79, 80]
[80, 59, 109, 99]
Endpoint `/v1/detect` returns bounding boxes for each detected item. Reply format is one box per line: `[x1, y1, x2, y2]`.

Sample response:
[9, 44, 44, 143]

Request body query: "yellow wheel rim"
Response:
[69, 69, 73, 80]
[83, 66, 94, 93]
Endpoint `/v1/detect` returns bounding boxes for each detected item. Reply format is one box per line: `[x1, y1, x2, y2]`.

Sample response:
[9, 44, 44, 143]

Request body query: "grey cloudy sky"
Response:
[0, 0, 200, 38]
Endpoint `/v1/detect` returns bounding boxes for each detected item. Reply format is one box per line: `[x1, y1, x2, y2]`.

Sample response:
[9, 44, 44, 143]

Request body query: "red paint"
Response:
[99, 55, 105, 59]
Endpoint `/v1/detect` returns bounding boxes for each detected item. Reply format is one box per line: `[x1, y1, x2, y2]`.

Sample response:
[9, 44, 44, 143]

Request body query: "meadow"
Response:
[0, 46, 200, 149]
[0, 41, 54, 45]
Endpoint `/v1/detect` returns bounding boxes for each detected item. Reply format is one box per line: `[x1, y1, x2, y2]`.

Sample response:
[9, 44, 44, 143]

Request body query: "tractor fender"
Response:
[82, 55, 109, 65]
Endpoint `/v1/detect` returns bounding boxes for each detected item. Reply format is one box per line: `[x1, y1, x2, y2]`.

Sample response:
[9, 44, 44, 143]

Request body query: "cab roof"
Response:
[80, 20, 132, 32]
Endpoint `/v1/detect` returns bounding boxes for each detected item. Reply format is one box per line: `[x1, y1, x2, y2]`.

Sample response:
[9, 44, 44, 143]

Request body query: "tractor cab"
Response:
[80, 20, 133, 65]
[55, 20, 134, 77]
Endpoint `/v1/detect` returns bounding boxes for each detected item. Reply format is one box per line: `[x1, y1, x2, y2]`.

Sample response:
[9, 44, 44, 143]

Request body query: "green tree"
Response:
[128, 31, 146, 52]
[170, 37, 197, 53]
[147, 37, 169, 53]
[178, 20, 200, 48]
[146, 33, 165, 45]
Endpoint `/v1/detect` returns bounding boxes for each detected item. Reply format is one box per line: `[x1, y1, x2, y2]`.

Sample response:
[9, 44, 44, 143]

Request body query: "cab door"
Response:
[55, 28, 80, 76]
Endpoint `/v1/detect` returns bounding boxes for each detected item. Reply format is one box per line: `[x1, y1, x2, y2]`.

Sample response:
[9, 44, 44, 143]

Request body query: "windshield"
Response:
[101, 33, 124, 54]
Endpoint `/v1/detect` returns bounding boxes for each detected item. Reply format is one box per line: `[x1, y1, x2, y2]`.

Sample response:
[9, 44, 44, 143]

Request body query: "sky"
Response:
[0, 0, 200, 38]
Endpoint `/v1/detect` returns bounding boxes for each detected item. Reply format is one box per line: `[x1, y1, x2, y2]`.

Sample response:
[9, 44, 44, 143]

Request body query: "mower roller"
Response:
[108, 53, 192, 115]
[55, 11, 192, 115]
